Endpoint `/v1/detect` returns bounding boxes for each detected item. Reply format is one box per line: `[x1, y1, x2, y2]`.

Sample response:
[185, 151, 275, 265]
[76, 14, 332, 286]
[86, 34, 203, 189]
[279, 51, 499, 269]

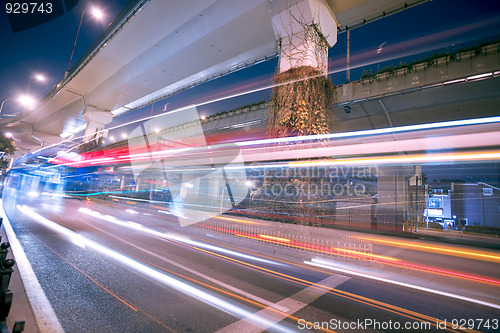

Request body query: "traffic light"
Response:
[426, 184, 433, 197]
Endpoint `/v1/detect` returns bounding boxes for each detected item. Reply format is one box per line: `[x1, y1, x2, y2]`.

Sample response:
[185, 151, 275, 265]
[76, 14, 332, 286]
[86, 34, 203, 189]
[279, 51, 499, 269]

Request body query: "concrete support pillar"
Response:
[120, 175, 125, 191]
[82, 106, 113, 143]
[376, 165, 415, 231]
[271, 0, 337, 73]
[208, 176, 221, 199]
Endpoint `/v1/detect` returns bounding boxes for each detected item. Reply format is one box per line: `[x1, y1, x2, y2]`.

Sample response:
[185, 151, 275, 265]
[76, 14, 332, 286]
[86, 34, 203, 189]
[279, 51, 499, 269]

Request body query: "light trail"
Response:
[85, 223, 336, 333]
[77, 204, 487, 331]
[215, 216, 263, 225]
[18, 205, 296, 333]
[288, 150, 500, 167]
[360, 237, 500, 263]
[258, 234, 291, 243]
[188, 240, 469, 332]
[306, 258, 500, 311]
[78, 208, 285, 267]
[203, 223, 500, 285]
[50, 114, 500, 168]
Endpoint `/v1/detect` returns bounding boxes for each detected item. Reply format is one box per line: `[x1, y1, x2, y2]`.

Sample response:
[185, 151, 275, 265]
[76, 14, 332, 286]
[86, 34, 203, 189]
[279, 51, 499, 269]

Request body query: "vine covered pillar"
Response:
[257, 1, 338, 223]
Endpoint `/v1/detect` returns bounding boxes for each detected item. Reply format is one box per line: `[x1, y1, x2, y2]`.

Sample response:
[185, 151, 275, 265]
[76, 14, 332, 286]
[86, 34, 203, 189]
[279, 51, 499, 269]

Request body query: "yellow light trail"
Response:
[77, 206, 475, 332]
[258, 234, 291, 243]
[188, 244, 469, 332]
[231, 231, 399, 261]
[215, 216, 263, 225]
[289, 150, 500, 167]
[360, 237, 500, 263]
[215, 226, 499, 285]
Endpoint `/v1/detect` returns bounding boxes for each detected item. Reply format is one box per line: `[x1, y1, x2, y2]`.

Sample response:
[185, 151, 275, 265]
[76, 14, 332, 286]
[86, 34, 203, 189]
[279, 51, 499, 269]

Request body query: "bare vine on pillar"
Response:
[268, 66, 334, 138]
[79, 129, 104, 153]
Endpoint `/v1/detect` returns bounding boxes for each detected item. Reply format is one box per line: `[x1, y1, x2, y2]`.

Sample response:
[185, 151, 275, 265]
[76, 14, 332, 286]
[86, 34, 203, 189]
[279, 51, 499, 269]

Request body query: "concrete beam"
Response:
[272, 0, 337, 73]
[82, 106, 113, 143]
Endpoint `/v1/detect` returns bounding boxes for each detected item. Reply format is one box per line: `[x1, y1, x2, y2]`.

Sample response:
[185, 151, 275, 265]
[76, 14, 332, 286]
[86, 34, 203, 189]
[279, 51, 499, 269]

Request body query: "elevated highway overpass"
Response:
[191, 43, 500, 138]
[0, 0, 429, 156]
[1, 2, 500, 330]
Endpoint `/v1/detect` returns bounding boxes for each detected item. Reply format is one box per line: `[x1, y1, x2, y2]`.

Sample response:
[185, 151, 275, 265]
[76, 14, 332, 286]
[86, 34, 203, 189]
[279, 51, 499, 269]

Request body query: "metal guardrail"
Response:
[0, 218, 24, 333]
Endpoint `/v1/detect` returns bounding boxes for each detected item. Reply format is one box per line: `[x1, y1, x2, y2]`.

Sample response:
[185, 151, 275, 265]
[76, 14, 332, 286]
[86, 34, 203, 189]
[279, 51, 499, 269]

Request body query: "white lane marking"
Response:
[0, 202, 65, 333]
[383, 246, 405, 257]
[305, 258, 500, 310]
[215, 274, 351, 333]
[88, 224, 290, 313]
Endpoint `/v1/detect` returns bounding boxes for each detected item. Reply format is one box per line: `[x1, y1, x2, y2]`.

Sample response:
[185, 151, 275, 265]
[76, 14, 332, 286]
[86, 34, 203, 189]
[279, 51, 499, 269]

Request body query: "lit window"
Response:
[429, 198, 441, 208]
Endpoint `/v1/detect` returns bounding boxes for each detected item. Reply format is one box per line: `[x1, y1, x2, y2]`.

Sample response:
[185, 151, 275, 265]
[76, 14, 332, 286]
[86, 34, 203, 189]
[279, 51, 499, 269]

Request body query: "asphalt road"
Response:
[2, 190, 499, 332]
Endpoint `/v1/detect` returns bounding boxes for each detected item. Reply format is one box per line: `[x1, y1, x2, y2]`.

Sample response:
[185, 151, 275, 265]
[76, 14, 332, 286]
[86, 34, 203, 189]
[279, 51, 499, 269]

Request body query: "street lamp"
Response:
[27, 73, 46, 92]
[18, 95, 36, 108]
[33, 73, 46, 82]
[66, 5, 105, 75]
[1, 71, 42, 116]
[90, 6, 104, 20]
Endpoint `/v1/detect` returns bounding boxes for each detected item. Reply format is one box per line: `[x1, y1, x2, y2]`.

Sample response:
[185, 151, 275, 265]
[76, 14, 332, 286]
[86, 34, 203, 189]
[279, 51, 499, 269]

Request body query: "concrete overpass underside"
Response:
[0, 0, 428, 155]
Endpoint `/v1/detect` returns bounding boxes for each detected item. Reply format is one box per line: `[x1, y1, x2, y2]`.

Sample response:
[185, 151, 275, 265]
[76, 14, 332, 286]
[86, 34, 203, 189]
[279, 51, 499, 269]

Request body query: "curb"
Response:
[0, 203, 64, 333]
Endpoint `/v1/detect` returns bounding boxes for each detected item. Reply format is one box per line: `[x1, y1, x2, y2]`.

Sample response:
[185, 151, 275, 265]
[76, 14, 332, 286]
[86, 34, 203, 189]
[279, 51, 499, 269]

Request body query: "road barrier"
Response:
[0, 218, 24, 333]
[198, 219, 373, 261]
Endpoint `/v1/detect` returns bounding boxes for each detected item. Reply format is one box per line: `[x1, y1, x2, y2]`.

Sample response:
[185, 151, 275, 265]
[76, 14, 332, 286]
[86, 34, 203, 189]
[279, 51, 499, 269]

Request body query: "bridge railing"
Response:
[336, 42, 500, 105]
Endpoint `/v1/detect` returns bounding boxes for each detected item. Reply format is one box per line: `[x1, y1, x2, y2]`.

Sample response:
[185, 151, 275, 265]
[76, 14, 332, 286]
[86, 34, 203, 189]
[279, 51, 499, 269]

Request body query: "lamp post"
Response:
[0, 96, 35, 114]
[1, 71, 45, 114]
[66, 5, 104, 76]
[0, 99, 9, 114]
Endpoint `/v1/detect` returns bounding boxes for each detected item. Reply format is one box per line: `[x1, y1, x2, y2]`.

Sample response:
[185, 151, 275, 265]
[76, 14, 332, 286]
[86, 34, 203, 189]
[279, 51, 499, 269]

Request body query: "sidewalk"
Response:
[413, 228, 500, 249]
[0, 199, 64, 333]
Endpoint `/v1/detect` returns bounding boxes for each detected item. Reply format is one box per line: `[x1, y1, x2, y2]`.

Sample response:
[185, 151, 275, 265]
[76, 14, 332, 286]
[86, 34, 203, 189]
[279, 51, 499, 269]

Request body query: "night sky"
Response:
[0, 0, 499, 129]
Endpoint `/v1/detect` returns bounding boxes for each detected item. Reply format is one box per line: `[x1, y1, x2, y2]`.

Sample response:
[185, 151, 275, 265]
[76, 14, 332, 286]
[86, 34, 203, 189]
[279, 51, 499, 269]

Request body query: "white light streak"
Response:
[467, 72, 492, 80]
[305, 258, 500, 310]
[18, 205, 86, 248]
[78, 208, 284, 266]
[18, 206, 292, 329]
